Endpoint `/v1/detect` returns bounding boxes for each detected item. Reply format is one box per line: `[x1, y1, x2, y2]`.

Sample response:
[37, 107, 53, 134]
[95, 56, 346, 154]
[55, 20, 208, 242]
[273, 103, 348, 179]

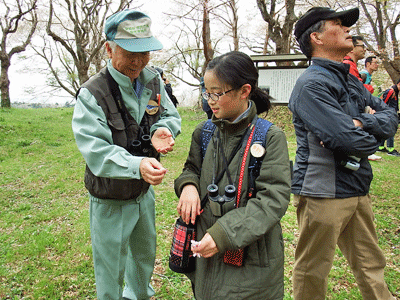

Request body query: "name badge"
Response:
[250, 142, 266, 158]
[145, 100, 159, 115]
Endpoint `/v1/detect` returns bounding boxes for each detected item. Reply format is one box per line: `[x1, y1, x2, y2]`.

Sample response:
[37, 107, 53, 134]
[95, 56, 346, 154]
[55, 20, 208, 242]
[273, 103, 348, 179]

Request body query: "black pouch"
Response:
[169, 217, 196, 273]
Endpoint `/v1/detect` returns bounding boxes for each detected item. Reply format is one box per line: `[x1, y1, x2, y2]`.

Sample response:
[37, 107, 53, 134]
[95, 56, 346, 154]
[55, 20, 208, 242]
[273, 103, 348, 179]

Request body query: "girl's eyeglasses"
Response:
[202, 88, 234, 102]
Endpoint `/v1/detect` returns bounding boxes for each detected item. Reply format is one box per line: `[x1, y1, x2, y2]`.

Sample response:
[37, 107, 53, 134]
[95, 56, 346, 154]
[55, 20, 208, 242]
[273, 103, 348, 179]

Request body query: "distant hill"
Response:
[11, 102, 74, 109]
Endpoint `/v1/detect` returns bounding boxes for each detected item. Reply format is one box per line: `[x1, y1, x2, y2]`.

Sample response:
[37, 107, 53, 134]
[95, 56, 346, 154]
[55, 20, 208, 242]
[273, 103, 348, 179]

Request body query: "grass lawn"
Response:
[0, 106, 398, 299]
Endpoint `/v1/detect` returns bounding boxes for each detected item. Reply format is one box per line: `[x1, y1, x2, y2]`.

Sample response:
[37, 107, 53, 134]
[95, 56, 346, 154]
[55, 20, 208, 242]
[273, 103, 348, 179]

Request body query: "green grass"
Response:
[0, 106, 399, 299]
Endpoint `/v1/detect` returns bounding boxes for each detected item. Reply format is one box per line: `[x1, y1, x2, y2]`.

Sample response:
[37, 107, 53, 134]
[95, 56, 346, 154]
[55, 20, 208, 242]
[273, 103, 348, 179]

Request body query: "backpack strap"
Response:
[200, 119, 216, 159]
[248, 118, 273, 198]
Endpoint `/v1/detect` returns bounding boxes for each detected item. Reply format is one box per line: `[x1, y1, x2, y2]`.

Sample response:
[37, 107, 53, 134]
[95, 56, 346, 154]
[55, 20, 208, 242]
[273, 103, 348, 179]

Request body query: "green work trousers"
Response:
[292, 194, 394, 300]
[89, 188, 156, 300]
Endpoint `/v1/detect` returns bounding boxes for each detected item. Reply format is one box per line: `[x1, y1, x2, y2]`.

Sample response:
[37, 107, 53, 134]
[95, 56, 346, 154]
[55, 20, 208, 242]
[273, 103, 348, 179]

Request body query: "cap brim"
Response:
[115, 37, 163, 52]
[328, 8, 359, 27]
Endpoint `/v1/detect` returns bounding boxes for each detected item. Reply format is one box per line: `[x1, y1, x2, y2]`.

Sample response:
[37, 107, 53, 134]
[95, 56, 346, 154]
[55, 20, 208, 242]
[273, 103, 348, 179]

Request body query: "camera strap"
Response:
[200, 123, 251, 209]
[216, 129, 234, 186]
[211, 122, 252, 186]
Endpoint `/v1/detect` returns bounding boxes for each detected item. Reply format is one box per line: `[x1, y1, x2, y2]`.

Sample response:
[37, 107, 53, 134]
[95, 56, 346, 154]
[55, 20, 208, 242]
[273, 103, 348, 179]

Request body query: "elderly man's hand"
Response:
[139, 157, 167, 185]
[152, 127, 175, 154]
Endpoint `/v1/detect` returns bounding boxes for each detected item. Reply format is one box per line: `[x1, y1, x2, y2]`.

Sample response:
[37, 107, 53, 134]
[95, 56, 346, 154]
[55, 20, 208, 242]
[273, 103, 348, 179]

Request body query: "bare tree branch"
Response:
[0, 0, 38, 107]
[37, 0, 134, 98]
[358, 0, 400, 83]
[256, 0, 297, 58]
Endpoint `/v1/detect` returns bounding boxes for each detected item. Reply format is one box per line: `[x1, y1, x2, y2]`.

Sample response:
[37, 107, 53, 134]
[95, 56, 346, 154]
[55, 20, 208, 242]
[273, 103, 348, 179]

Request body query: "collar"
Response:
[311, 57, 350, 77]
[233, 101, 252, 123]
[211, 100, 257, 135]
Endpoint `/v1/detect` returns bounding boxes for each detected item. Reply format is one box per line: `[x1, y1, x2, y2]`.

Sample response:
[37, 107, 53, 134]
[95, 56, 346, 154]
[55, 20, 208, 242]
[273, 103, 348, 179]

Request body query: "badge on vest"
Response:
[146, 99, 159, 115]
[250, 142, 266, 158]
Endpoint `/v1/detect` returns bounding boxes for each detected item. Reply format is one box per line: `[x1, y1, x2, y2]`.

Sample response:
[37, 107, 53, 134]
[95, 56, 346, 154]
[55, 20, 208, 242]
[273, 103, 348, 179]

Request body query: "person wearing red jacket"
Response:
[343, 36, 374, 94]
[344, 36, 381, 161]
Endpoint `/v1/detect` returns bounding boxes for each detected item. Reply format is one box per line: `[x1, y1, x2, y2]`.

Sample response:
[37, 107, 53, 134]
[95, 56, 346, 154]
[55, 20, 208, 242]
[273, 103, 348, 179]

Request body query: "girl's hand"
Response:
[177, 185, 201, 225]
[191, 233, 219, 258]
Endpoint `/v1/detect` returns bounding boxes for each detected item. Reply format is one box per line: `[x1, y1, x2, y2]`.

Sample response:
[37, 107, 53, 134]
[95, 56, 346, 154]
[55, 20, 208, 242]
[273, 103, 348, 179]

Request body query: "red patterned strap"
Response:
[236, 124, 256, 208]
[223, 125, 255, 268]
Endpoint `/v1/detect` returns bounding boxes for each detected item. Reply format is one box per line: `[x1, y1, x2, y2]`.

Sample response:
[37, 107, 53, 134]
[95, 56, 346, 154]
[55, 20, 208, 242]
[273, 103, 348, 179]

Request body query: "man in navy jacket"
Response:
[289, 6, 397, 300]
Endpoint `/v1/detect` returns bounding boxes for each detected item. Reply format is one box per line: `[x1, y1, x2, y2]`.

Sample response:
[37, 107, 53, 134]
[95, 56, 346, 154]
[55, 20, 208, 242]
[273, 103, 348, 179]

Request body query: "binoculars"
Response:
[129, 134, 152, 157]
[207, 184, 237, 217]
[341, 155, 361, 171]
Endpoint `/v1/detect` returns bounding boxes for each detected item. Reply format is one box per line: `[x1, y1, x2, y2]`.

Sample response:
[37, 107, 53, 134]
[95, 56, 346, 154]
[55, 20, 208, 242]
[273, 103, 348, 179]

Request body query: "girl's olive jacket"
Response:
[174, 102, 291, 299]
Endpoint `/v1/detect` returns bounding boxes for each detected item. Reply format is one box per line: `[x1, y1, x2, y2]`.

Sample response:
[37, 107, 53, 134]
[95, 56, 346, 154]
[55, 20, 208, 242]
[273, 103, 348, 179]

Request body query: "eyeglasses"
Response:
[355, 44, 365, 49]
[202, 88, 235, 102]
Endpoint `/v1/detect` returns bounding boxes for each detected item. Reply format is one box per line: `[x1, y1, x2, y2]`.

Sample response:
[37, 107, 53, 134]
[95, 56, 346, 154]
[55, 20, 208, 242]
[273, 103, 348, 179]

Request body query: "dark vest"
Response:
[79, 67, 163, 200]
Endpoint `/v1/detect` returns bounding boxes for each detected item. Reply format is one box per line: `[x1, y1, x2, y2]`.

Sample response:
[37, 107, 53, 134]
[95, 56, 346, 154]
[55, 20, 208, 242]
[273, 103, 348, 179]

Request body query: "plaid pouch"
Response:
[169, 217, 196, 273]
[223, 249, 244, 267]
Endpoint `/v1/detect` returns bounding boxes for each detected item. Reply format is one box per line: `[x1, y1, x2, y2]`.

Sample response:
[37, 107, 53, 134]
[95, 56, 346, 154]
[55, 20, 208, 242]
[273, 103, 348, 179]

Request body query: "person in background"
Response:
[71, 10, 181, 300]
[360, 56, 379, 86]
[290, 6, 397, 300]
[343, 36, 374, 93]
[175, 51, 291, 299]
[200, 77, 213, 119]
[344, 37, 381, 161]
[378, 78, 400, 156]
[154, 67, 179, 107]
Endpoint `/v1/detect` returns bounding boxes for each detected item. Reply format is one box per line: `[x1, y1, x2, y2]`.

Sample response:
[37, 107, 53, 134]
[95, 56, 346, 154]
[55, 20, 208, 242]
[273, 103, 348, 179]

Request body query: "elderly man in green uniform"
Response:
[72, 10, 181, 300]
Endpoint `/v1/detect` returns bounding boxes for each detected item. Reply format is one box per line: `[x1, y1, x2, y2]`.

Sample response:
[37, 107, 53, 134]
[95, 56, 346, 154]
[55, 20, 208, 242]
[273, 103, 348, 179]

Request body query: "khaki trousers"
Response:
[292, 195, 394, 300]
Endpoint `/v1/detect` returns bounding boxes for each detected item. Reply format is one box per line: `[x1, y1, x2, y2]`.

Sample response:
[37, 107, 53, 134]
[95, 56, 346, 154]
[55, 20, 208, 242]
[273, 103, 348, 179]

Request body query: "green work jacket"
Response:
[72, 60, 181, 201]
[174, 102, 291, 299]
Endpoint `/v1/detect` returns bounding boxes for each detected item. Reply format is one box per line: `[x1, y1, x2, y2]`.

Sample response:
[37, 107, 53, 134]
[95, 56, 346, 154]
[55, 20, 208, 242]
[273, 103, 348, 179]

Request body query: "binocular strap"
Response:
[223, 123, 256, 268]
[236, 124, 256, 207]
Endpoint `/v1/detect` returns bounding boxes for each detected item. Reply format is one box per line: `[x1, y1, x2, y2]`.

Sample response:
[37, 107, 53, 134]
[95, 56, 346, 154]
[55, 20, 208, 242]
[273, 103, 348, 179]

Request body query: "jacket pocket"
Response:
[107, 113, 128, 148]
[246, 237, 269, 267]
[246, 223, 284, 268]
[265, 223, 284, 262]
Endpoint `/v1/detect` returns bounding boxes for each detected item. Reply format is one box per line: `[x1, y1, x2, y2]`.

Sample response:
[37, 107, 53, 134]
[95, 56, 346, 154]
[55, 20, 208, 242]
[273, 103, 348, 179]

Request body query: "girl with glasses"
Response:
[174, 51, 291, 299]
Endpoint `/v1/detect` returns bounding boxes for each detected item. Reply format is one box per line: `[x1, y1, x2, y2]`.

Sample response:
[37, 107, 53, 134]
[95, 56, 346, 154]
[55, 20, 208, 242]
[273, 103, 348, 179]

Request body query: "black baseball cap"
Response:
[294, 7, 359, 41]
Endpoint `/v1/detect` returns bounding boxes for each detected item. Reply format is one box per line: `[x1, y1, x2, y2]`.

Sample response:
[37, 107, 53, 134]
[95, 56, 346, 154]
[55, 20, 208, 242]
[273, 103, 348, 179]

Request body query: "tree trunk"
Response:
[1, 58, 11, 108]
[263, 27, 269, 55]
[202, 0, 214, 74]
[0, 0, 37, 108]
[230, 0, 239, 51]
[256, 0, 297, 61]
[381, 58, 400, 84]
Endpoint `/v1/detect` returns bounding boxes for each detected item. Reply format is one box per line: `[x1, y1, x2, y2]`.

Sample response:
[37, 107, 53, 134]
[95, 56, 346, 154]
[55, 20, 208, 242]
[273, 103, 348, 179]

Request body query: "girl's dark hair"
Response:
[206, 51, 272, 115]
